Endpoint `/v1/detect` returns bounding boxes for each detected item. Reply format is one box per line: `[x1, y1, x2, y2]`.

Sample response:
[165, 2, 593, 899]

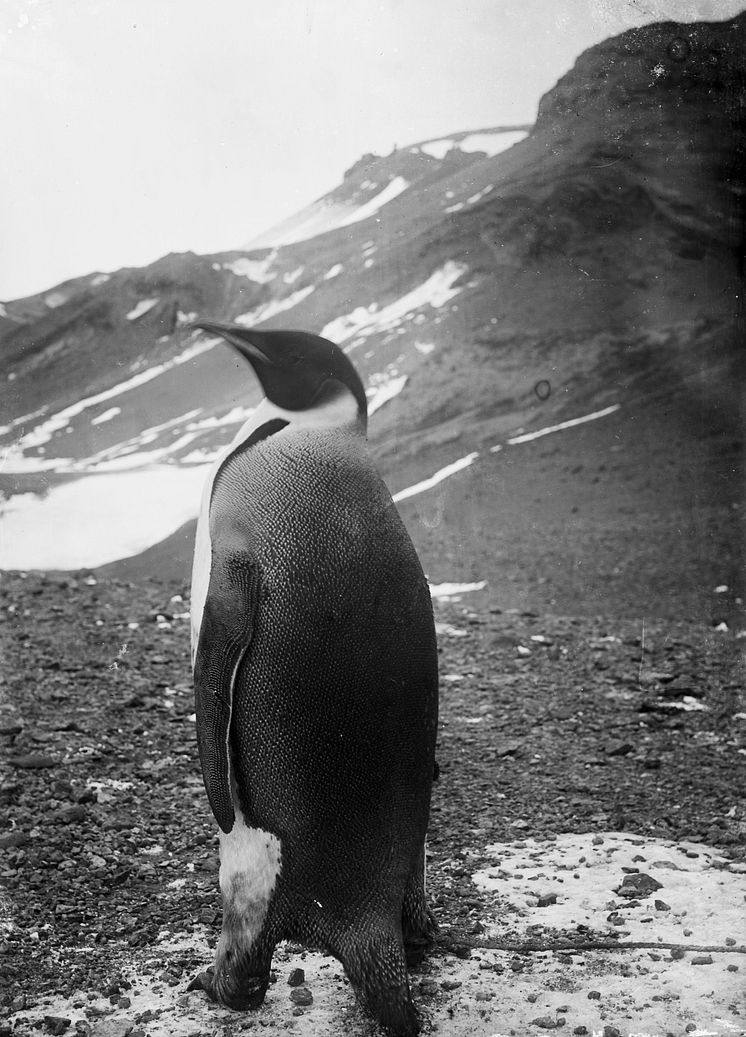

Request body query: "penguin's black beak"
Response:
[189, 320, 277, 370]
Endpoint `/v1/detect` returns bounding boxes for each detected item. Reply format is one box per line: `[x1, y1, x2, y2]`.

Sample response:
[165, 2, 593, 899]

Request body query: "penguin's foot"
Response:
[363, 984, 419, 1037]
[208, 935, 273, 1011]
[210, 967, 269, 1011]
[187, 958, 270, 1010]
[343, 929, 420, 1037]
[186, 969, 213, 994]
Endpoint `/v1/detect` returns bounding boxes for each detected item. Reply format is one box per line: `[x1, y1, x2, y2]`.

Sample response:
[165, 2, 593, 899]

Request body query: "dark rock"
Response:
[52, 805, 87, 824]
[691, 954, 713, 965]
[654, 899, 671, 911]
[440, 979, 462, 991]
[9, 753, 56, 769]
[613, 873, 663, 899]
[0, 832, 30, 850]
[537, 892, 558, 907]
[287, 968, 305, 987]
[588, 990, 601, 1000]
[532, 1016, 560, 1029]
[44, 1018, 71, 1036]
[289, 987, 313, 1006]
[603, 1028, 621, 1037]
[605, 742, 633, 756]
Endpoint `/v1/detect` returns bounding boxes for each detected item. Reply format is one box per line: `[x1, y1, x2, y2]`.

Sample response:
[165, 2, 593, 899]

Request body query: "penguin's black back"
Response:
[208, 425, 438, 936]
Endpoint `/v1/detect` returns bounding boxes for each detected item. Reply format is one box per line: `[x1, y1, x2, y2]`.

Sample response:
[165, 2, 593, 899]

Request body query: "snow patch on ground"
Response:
[235, 285, 315, 327]
[393, 451, 478, 503]
[45, 291, 67, 309]
[321, 261, 467, 346]
[429, 580, 487, 601]
[336, 176, 409, 227]
[324, 263, 343, 280]
[219, 254, 277, 283]
[458, 129, 528, 155]
[90, 407, 121, 426]
[419, 128, 527, 160]
[0, 466, 208, 569]
[367, 369, 408, 415]
[467, 184, 494, 205]
[473, 831, 744, 946]
[283, 266, 304, 284]
[126, 298, 159, 321]
[90, 273, 111, 286]
[506, 405, 621, 445]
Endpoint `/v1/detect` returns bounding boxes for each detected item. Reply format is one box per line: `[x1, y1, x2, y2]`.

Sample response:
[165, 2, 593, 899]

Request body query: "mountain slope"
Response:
[0, 15, 743, 623]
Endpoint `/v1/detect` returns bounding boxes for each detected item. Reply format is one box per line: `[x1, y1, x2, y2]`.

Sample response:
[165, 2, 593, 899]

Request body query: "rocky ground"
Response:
[0, 570, 744, 1035]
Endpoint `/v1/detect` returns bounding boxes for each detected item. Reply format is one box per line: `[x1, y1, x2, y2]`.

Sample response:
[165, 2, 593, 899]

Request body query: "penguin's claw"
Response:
[186, 970, 214, 995]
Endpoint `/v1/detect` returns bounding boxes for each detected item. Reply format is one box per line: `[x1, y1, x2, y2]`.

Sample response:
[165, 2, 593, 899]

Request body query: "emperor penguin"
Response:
[188, 322, 439, 1036]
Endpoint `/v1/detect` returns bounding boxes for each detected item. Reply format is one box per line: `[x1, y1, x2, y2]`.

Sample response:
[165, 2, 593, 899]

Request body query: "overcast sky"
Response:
[1, 0, 743, 300]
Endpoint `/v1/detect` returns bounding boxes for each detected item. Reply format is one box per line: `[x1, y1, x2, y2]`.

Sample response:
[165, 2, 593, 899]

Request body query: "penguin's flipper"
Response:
[193, 554, 260, 834]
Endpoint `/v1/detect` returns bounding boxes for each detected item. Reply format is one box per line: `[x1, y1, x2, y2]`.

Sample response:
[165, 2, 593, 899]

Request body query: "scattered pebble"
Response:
[287, 968, 305, 987]
[9, 753, 56, 769]
[537, 892, 558, 907]
[289, 986, 313, 1006]
[690, 954, 713, 965]
[43, 1018, 70, 1036]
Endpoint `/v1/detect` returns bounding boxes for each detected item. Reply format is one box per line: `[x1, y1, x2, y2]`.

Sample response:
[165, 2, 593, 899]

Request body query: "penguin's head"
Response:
[190, 322, 368, 433]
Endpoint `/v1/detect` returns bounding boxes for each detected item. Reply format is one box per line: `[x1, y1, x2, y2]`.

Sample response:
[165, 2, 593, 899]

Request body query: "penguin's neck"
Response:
[231, 391, 365, 448]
